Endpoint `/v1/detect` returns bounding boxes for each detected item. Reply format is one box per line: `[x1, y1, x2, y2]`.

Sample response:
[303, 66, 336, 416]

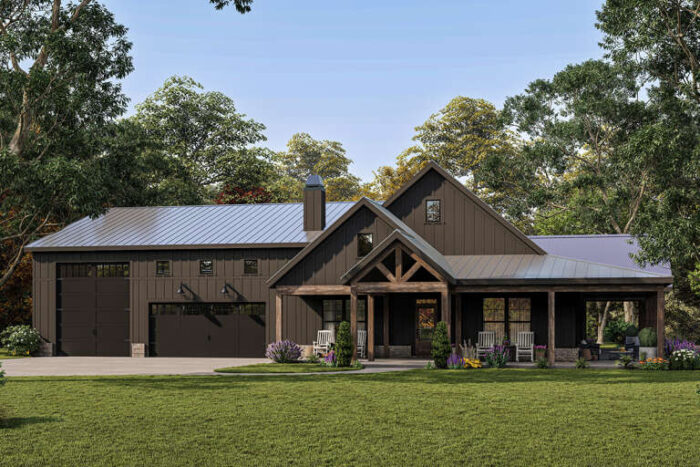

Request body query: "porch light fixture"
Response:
[176, 283, 185, 295]
[220, 284, 229, 295]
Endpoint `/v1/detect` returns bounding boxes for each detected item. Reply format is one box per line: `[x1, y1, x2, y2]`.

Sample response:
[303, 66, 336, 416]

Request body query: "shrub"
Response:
[604, 320, 633, 345]
[625, 325, 638, 337]
[616, 354, 635, 369]
[535, 357, 549, 369]
[335, 321, 353, 367]
[350, 359, 363, 369]
[265, 340, 302, 363]
[575, 357, 589, 369]
[431, 321, 451, 369]
[446, 353, 463, 369]
[484, 345, 509, 368]
[0, 362, 5, 386]
[639, 357, 668, 370]
[638, 328, 657, 347]
[668, 349, 700, 370]
[306, 353, 320, 364]
[0, 325, 42, 356]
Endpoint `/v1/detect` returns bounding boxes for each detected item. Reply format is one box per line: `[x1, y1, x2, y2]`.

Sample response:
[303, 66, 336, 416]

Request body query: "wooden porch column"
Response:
[455, 294, 462, 347]
[548, 290, 555, 365]
[657, 288, 665, 358]
[441, 287, 451, 341]
[367, 294, 375, 361]
[383, 294, 390, 358]
[350, 288, 358, 360]
[275, 292, 283, 341]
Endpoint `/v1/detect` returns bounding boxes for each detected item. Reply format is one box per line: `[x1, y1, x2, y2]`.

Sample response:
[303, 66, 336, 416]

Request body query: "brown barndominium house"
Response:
[26, 163, 672, 363]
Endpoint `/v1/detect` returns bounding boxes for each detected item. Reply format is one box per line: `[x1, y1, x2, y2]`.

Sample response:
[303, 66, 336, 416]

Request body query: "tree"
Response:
[335, 321, 353, 367]
[365, 97, 514, 201]
[275, 133, 361, 201]
[208, 0, 253, 12]
[431, 321, 451, 369]
[597, 1, 700, 301]
[0, 0, 133, 291]
[131, 76, 271, 204]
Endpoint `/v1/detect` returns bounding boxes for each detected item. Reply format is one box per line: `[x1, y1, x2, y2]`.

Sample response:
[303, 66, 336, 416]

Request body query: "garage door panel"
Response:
[179, 316, 212, 357]
[58, 310, 95, 326]
[59, 337, 96, 355]
[59, 281, 95, 295]
[96, 294, 129, 309]
[149, 316, 180, 357]
[59, 324, 95, 340]
[235, 315, 266, 357]
[95, 310, 129, 325]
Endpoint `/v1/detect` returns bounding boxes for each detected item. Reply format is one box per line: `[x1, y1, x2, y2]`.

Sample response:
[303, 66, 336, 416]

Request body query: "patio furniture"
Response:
[476, 331, 496, 358]
[579, 339, 600, 360]
[357, 329, 367, 359]
[625, 336, 640, 360]
[313, 330, 334, 355]
[515, 331, 534, 362]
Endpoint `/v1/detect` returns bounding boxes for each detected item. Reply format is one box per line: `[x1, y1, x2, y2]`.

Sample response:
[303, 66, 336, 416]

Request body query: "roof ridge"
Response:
[529, 234, 633, 238]
[104, 201, 358, 210]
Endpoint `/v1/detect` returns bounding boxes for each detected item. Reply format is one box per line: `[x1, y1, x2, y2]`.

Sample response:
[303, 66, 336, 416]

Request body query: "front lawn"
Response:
[215, 362, 357, 373]
[1, 370, 698, 465]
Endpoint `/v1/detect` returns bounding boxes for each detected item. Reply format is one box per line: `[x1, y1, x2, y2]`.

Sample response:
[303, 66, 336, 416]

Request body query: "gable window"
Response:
[243, 259, 258, 275]
[482, 297, 531, 342]
[357, 233, 373, 257]
[156, 260, 171, 276]
[199, 260, 214, 275]
[426, 199, 441, 223]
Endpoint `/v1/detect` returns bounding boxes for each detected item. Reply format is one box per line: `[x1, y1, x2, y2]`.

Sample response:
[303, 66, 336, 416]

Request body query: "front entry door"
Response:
[415, 298, 438, 356]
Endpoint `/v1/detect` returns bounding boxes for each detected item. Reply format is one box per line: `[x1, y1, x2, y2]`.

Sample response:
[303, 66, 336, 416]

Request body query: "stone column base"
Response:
[131, 343, 146, 358]
[554, 348, 578, 362]
[38, 342, 54, 357]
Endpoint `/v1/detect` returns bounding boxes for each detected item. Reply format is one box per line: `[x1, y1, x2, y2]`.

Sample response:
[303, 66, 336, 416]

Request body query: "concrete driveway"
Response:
[1, 357, 269, 376]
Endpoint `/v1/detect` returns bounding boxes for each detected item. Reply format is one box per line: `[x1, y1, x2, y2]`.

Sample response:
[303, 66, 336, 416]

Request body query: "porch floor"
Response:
[360, 358, 621, 369]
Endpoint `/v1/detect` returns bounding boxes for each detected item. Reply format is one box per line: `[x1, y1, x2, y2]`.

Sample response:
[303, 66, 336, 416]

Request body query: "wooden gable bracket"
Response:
[353, 244, 445, 285]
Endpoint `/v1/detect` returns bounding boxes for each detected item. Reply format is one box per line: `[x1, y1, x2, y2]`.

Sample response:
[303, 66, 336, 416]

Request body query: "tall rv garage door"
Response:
[56, 263, 130, 356]
[149, 303, 265, 357]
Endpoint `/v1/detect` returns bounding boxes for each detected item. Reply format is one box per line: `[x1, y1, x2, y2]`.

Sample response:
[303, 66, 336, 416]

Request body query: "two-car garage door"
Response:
[148, 303, 266, 357]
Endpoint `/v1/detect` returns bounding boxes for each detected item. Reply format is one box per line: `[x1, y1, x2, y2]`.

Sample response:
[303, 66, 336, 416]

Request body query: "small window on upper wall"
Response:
[426, 200, 441, 223]
[243, 259, 258, 275]
[155, 260, 171, 276]
[199, 259, 214, 275]
[357, 233, 373, 257]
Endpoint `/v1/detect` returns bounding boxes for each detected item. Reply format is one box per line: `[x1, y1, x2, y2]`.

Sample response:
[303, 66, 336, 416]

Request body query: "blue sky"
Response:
[103, 0, 604, 181]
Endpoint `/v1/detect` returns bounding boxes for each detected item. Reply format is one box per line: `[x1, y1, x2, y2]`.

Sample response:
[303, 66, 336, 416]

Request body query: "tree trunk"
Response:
[597, 301, 612, 344]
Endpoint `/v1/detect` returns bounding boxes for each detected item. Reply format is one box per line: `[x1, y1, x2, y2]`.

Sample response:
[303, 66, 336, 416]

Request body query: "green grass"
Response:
[1, 370, 699, 465]
[214, 362, 357, 373]
[0, 348, 28, 359]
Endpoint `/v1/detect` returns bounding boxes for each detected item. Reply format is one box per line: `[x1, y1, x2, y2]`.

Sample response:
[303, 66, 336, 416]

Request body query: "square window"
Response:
[426, 200, 441, 223]
[244, 259, 258, 275]
[156, 260, 170, 276]
[357, 233, 373, 257]
[199, 259, 214, 275]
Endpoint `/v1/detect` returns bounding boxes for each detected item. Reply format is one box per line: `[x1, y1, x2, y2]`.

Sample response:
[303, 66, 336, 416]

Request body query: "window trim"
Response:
[482, 296, 531, 341]
[425, 199, 442, 224]
[357, 232, 374, 257]
[243, 259, 259, 275]
[322, 298, 367, 334]
[199, 259, 214, 275]
[155, 260, 171, 277]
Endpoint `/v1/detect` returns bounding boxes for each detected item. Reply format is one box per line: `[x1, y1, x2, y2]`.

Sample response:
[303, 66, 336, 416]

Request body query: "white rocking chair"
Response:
[357, 329, 367, 359]
[313, 330, 334, 356]
[476, 331, 496, 358]
[515, 331, 534, 362]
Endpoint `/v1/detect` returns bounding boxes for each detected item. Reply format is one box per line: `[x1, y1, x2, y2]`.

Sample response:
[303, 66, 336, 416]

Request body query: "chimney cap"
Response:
[305, 174, 324, 188]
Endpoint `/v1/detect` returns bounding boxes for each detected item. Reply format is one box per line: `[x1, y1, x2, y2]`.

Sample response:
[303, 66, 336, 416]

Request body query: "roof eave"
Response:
[26, 242, 308, 253]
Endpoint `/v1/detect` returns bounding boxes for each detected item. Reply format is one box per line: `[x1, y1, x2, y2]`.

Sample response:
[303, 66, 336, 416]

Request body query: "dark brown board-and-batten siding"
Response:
[32, 248, 300, 346]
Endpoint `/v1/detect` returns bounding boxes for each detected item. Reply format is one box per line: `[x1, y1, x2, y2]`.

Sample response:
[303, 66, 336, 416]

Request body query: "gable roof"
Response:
[445, 254, 672, 285]
[25, 202, 355, 252]
[266, 197, 427, 286]
[383, 161, 546, 255]
[339, 229, 457, 284]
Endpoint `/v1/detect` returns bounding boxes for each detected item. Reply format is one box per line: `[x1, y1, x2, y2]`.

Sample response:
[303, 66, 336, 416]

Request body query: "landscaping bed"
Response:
[1, 370, 698, 465]
[214, 363, 357, 373]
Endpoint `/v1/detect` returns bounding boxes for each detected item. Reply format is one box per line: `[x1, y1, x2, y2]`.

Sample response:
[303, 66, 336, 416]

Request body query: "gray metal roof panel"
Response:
[26, 202, 355, 251]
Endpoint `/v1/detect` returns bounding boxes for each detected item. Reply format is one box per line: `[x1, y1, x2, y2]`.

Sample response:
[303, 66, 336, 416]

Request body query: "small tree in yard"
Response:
[431, 321, 451, 369]
[335, 321, 353, 367]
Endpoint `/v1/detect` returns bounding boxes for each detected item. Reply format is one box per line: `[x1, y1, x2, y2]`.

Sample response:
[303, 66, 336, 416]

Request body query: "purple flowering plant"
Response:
[665, 339, 697, 357]
[446, 353, 463, 369]
[265, 340, 302, 363]
[323, 350, 337, 367]
[485, 345, 509, 368]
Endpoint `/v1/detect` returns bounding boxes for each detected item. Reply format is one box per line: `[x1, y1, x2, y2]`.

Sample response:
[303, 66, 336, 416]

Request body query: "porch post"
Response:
[455, 293, 462, 347]
[548, 290, 555, 365]
[656, 288, 665, 358]
[351, 288, 358, 360]
[367, 294, 375, 361]
[441, 287, 451, 341]
[275, 292, 283, 341]
[383, 294, 390, 358]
